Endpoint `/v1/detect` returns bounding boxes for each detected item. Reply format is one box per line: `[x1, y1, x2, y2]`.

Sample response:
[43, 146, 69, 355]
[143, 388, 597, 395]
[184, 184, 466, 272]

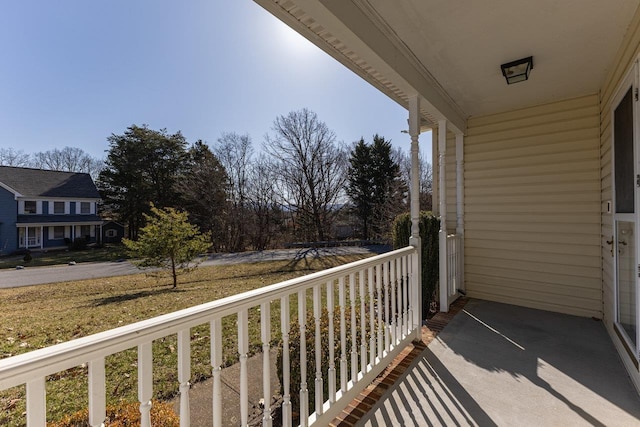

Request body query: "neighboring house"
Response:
[0, 166, 102, 254]
[102, 220, 125, 244]
[256, 0, 640, 393]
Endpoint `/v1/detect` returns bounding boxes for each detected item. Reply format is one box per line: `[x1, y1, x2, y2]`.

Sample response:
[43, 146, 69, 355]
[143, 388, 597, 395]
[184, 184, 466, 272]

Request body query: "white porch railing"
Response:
[445, 234, 463, 307]
[0, 246, 420, 427]
[19, 236, 40, 248]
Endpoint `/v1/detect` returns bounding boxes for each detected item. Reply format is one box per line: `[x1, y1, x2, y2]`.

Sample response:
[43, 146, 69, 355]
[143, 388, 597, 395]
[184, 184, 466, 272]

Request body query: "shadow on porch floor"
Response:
[356, 299, 640, 427]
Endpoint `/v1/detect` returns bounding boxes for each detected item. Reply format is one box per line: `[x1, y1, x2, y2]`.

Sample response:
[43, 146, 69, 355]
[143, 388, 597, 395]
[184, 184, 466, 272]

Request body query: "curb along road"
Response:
[0, 246, 386, 289]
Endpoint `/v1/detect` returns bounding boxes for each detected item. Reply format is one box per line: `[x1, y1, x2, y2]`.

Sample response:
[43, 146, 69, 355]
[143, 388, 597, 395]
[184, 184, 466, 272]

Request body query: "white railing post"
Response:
[375, 264, 383, 359]
[211, 318, 222, 427]
[408, 95, 423, 337]
[26, 377, 46, 427]
[359, 269, 367, 374]
[401, 255, 408, 337]
[280, 297, 292, 427]
[177, 329, 191, 427]
[261, 302, 273, 426]
[313, 285, 323, 416]
[298, 290, 309, 426]
[326, 281, 336, 404]
[88, 358, 106, 427]
[383, 263, 390, 353]
[338, 277, 348, 392]
[238, 309, 249, 427]
[409, 243, 421, 339]
[138, 342, 153, 427]
[456, 133, 465, 293]
[390, 259, 397, 347]
[349, 273, 358, 383]
[368, 267, 375, 365]
[438, 119, 449, 313]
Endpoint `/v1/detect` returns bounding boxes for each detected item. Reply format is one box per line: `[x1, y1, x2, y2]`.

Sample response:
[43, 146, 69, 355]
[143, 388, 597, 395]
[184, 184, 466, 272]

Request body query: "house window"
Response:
[53, 201, 65, 214]
[24, 201, 37, 214]
[53, 226, 65, 239]
[80, 202, 91, 214]
[106, 229, 118, 238]
[80, 225, 91, 237]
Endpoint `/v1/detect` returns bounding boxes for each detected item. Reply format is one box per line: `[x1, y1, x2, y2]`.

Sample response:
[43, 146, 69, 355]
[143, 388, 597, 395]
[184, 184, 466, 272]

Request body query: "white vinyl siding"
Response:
[463, 94, 602, 318]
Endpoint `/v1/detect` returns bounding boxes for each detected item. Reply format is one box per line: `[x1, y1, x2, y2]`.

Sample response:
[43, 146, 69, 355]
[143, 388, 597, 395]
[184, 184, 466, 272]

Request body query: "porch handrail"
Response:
[0, 245, 419, 427]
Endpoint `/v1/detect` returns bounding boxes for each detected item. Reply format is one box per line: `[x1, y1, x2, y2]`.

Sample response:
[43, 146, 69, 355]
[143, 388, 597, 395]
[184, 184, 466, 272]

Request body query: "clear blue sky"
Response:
[0, 1, 429, 161]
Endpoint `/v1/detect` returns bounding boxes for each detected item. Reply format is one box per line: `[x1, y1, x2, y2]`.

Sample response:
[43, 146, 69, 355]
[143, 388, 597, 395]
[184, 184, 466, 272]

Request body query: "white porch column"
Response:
[408, 95, 423, 335]
[432, 130, 438, 215]
[438, 120, 449, 312]
[25, 226, 29, 248]
[39, 227, 43, 249]
[456, 134, 465, 292]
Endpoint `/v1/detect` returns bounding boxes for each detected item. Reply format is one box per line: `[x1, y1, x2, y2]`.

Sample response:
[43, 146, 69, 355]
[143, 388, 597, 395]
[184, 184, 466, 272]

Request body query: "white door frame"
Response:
[611, 57, 640, 359]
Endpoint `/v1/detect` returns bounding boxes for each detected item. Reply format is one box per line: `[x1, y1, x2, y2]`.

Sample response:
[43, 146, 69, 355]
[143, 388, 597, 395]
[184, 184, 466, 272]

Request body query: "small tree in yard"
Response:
[123, 205, 211, 288]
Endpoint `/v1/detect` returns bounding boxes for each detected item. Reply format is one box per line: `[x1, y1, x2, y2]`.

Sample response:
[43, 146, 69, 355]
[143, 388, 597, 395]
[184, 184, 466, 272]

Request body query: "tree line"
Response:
[2, 108, 432, 250]
[0, 146, 103, 179]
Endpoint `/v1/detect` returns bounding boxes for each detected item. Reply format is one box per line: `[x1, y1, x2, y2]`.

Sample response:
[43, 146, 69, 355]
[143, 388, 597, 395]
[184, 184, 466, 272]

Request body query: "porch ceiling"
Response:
[255, 0, 639, 132]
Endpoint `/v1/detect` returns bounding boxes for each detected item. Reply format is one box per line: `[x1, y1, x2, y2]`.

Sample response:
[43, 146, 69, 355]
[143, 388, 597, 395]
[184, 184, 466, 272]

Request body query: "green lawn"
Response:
[0, 253, 371, 426]
[0, 245, 128, 269]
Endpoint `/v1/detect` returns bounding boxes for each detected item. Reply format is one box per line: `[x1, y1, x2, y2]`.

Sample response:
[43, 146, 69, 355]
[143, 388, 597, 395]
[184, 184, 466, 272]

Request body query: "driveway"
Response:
[0, 246, 386, 289]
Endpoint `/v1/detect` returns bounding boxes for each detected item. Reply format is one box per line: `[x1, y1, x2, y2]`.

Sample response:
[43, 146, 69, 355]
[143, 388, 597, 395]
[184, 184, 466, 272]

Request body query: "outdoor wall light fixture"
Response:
[500, 56, 533, 84]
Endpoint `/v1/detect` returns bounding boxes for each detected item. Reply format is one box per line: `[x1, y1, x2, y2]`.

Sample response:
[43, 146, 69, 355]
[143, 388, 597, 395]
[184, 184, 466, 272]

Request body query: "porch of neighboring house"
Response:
[16, 222, 103, 250]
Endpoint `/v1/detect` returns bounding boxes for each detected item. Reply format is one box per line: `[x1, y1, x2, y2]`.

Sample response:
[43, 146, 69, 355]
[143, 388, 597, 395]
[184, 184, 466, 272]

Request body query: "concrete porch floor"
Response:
[359, 299, 640, 427]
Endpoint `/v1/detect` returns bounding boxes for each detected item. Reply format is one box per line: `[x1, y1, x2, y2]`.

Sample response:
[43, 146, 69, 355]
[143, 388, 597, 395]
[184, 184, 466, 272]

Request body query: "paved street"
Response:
[0, 246, 385, 289]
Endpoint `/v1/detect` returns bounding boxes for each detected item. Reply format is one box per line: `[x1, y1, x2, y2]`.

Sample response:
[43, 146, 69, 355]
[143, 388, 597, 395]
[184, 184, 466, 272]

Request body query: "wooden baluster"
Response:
[261, 302, 273, 426]
[327, 280, 336, 403]
[376, 264, 383, 358]
[26, 377, 46, 427]
[298, 290, 309, 426]
[402, 255, 409, 337]
[211, 318, 222, 427]
[138, 342, 153, 427]
[359, 269, 367, 374]
[177, 329, 191, 427]
[280, 296, 292, 427]
[368, 266, 376, 365]
[339, 277, 348, 392]
[349, 273, 357, 384]
[383, 262, 390, 353]
[88, 358, 106, 427]
[390, 259, 397, 347]
[407, 255, 422, 331]
[238, 309, 249, 426]
[313, 285, 324, 415]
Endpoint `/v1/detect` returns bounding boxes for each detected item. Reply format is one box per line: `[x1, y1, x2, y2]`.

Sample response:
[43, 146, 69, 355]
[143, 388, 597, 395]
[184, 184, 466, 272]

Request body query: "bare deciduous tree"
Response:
[264, 109, 347, 242]
[246, 155, 283, 250]
[213, 132, 253, 252]
[0, 148, 30, 167]
[395, 147, 433, 211]
[31, 146, 103, 180]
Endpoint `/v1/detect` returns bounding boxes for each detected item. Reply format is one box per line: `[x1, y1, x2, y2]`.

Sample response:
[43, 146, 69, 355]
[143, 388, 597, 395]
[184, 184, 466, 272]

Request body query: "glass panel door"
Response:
[617, 221, 637, 347]
[614, 75, 640, 353]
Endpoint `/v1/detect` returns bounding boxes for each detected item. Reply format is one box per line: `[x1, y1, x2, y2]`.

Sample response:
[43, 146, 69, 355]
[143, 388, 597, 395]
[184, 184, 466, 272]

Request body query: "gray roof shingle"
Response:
[0, 166, 100, 198]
